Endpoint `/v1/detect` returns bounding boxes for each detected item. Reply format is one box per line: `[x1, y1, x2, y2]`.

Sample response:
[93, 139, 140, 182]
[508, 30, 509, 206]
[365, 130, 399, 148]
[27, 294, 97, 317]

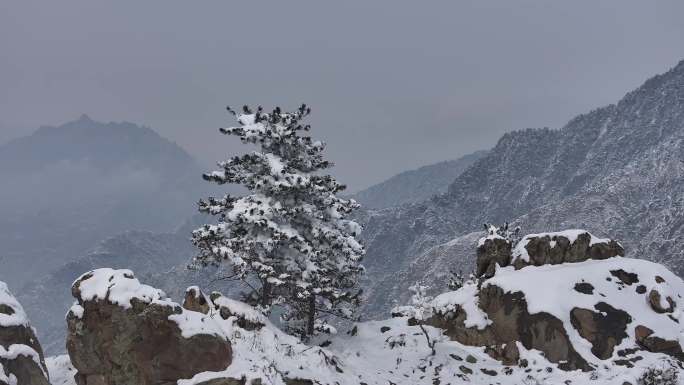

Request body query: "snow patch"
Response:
[46, 355, 77, 385]
[72, 268, 166, 309]
[432, 282, 492, 329]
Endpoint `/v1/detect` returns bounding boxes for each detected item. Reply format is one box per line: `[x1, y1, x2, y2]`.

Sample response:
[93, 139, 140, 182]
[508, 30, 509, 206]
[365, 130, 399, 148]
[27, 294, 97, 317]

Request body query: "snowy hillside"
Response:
[360, 59, 684, 319]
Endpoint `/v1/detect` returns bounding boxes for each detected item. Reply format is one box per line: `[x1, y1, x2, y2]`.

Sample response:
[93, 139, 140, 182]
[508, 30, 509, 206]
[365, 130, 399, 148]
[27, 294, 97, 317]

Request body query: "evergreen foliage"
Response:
[192, 104, 365, 337]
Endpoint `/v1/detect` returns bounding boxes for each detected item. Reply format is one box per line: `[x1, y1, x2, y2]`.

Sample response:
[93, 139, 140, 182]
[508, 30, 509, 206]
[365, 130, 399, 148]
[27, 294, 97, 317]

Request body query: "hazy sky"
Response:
[2, 1, 684, 191]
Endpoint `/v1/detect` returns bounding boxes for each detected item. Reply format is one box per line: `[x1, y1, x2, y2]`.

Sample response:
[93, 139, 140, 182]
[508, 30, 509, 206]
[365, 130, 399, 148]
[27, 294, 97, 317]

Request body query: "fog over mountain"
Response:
[0, 115, 209, 288]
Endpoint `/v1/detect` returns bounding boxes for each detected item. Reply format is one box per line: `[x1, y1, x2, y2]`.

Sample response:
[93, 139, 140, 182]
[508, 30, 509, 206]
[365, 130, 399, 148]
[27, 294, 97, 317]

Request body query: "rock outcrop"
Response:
[0, 281, 50, 385]
[476, 230, 624, 278]
[429, 286, 590, 371]
[428, 230, 684, 372]
[66, 269, 232, 385]
[511, 231, 624, 269]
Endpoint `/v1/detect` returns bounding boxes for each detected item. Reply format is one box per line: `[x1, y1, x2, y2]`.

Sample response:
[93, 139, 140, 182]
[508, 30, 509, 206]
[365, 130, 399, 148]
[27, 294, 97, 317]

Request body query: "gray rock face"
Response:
[359, 59, 684, 319]
[66, 270, 232, 385]
[0, 282, 49, 385]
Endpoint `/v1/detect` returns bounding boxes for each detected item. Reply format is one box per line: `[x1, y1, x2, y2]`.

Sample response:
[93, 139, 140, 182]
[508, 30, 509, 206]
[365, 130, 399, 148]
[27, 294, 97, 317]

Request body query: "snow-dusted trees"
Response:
[192, 104, 365, 337]
[483, 222, 521, 244]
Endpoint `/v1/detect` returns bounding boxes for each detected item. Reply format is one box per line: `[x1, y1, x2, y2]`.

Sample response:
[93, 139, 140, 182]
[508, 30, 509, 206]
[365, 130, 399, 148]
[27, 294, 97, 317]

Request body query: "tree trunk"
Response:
[261, 280, 271, 308]
[307, 294, 316, 336]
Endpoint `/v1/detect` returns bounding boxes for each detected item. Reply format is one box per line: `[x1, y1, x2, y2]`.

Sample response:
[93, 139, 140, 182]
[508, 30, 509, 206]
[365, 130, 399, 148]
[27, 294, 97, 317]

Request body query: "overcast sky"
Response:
[2, 1, 684, 191]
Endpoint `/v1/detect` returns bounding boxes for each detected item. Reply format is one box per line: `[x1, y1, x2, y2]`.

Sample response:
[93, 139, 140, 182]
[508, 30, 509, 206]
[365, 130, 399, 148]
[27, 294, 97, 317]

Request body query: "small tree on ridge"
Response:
[192, 104, 365, 338]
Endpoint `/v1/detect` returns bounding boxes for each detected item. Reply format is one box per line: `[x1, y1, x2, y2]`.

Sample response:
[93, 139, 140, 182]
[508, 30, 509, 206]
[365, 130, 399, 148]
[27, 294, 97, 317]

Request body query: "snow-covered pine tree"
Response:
[192, 104, 365, 338]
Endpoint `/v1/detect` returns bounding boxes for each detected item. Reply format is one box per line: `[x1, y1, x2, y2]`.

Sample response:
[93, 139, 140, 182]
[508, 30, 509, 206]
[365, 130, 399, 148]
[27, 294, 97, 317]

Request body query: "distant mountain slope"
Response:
[359, 59, 684, 318]
[0, 115, 208, 288]
[352, 150, 488, 209]
[0, 114, 196, 179]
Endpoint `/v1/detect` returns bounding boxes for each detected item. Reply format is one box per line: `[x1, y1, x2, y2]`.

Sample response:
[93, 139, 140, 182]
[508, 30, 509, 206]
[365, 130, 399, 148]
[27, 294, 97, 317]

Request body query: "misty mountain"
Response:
[0, 115, 207, 288]
[359, 59, 684, 318]
[352, 150, 488, 209]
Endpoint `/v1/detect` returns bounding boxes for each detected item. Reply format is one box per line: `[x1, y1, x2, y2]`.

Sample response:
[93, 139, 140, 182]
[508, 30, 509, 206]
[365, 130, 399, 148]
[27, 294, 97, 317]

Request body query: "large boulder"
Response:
[0, 281, 50, 385]
[66, 268, 233, 385]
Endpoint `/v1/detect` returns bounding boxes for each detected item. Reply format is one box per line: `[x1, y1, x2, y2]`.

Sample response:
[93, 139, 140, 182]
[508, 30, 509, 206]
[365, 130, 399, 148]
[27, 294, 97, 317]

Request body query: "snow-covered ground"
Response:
[48, 315, 682, 385]
[48, 260, 684, 385]
[45, 355, 76, 385]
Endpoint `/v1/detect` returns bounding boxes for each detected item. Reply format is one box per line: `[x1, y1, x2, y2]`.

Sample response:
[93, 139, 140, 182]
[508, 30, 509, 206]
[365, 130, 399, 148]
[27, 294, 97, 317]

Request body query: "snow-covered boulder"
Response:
[476, 229, 623, 278]
[66, 269, 233, 385]
[0, 281, 50, 385]
[428, 252, 684, 373]
[511, 230, 624, 269]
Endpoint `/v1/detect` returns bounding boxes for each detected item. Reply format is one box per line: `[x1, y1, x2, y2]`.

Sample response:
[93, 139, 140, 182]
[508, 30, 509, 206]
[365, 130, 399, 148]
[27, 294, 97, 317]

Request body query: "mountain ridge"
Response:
[352, 150, 488, 209]
[358, 58, 684, 318]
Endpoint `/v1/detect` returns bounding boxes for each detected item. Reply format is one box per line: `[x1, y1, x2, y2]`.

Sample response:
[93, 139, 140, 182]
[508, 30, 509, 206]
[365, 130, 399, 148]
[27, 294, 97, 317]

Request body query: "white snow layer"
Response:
[432, 281, 492, 329]
[486, 257, 684, 364]
[0, 281, 28, 327]
[45, 355, 76, 385]
[72, 268, 166, 310]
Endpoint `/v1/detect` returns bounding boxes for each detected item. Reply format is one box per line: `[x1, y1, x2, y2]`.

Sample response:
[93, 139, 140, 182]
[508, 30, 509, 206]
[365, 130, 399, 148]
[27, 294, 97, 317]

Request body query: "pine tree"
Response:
[192, 104, 365, 338]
